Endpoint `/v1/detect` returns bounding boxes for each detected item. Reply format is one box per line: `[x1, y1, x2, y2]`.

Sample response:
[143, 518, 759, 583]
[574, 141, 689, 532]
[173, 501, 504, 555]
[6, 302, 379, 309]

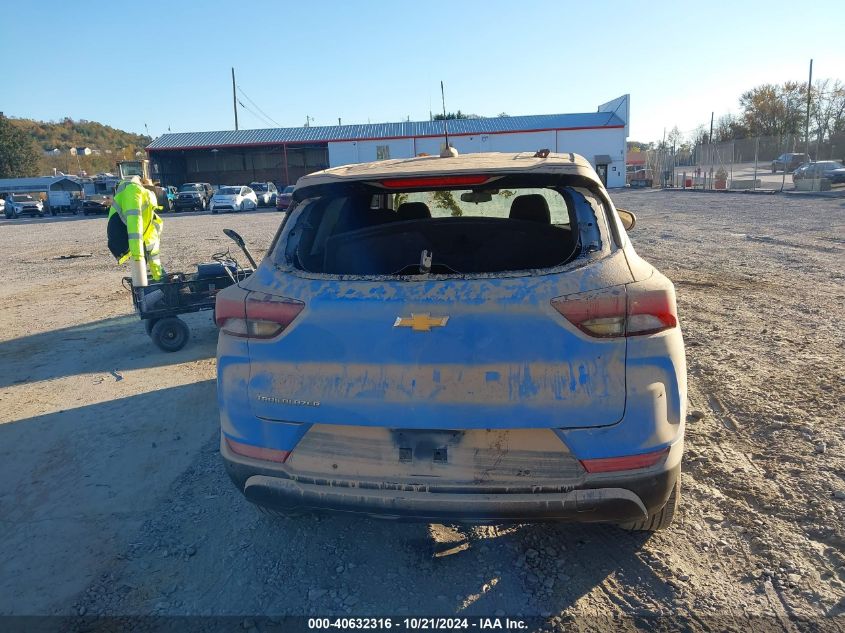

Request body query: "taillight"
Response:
[626, 283, 678, 336]
[552, 287, 627, 337]
[215, 288, 304, 339]
[579, 447, 669, 473]
[225, 437, 290, 463]
[551, 279, 677, 338]
[215, 284, 248, 330]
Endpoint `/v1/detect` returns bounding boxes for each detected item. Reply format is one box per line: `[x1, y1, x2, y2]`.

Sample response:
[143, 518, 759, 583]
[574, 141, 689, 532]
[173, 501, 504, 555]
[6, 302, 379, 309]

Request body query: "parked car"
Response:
[210, 186, 259, 213]
[771, 153, 810, 173]
[249, 182, 278, 207]
[791, 160, 845, 184]
[79, 195, 112, 215]
[276, 184, 295, 211]
[216, 151, 686, 530]
[4, 194, 45, 218]
[174, 183, 213, 211]
[161, 186, 178, 212]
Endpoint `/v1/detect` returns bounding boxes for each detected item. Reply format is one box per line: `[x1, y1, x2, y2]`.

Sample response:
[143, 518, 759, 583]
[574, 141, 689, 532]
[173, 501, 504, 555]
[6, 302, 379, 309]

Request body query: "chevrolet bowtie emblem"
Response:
[393, 313, 449, 332]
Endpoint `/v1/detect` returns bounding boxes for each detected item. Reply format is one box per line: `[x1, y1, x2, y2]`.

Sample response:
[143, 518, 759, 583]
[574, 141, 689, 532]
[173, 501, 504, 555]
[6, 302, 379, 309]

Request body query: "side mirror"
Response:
[223, 228, 258, 269]
[616, 208, 637, 231]
[223, 228, 245, 247]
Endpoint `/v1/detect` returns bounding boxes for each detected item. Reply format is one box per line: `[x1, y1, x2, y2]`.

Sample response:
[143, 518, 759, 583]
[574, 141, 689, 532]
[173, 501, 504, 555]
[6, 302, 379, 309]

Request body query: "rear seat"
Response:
[509, 194, 551, 223]
[396, 202, 431, 221]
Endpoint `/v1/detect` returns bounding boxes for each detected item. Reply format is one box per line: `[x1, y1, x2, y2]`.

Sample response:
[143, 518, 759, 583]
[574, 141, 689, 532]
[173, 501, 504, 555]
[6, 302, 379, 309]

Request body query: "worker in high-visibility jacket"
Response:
[107, 176, 164, 285]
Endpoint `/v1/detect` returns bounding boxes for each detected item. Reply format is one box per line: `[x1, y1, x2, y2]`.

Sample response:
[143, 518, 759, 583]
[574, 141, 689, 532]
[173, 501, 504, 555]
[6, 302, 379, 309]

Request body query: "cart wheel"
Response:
[144, 318, 160, 336]
[150, 317, 190, 352]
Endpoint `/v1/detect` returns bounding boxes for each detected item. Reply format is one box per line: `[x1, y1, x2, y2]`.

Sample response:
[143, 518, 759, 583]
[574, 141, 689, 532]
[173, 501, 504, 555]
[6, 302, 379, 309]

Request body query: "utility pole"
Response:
[707, 112, 715, 190]
[231, 67, 239, 131]
[804, 59, 813, 158]
[708, 111, 714, 144]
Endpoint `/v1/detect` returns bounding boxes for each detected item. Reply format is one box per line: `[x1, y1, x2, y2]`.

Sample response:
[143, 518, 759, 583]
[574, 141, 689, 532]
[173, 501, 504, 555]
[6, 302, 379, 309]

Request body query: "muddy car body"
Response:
[216, 151, 686, 528]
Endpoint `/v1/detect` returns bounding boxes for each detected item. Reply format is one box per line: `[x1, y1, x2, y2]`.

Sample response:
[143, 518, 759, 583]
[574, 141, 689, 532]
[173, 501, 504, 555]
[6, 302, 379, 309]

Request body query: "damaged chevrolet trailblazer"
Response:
[216, 150, 686, 530]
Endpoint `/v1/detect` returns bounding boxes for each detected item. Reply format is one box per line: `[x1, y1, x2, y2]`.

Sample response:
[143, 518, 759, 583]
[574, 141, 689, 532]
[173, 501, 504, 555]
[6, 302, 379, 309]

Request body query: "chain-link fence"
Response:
[628, 132, 845, 192]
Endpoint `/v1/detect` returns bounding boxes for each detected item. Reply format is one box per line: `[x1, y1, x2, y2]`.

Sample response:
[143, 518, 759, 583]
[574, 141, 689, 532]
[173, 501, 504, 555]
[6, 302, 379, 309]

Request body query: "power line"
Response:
[236, 85, 282, 127]
[236, 98, 277, 129]
[238, 94, 277, 128]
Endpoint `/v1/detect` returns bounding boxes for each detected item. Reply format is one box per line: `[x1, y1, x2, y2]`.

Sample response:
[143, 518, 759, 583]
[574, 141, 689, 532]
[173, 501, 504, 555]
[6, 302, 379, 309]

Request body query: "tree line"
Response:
[631, 78, 845, 153]
[701, 79, 844, 144]
[0, 114, 151, 179]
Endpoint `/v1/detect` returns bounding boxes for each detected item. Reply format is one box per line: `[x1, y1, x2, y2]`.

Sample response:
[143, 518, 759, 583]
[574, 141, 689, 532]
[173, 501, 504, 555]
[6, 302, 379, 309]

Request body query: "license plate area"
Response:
[284, 425, 584, 484]
[393, 430, 457, 465]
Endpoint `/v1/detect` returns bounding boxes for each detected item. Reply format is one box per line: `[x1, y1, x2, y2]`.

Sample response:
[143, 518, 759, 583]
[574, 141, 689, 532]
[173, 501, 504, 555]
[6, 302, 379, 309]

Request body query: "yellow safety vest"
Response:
[108, 181, 163, 263]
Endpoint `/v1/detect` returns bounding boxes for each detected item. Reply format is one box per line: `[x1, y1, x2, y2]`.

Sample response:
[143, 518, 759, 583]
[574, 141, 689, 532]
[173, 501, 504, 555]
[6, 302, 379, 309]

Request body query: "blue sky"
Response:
[2, 0, 843, 143]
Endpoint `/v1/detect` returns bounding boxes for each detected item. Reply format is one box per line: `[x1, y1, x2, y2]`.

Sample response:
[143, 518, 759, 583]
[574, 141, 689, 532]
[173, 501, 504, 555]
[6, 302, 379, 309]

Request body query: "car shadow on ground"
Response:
[230, 497, 667, 619]
[56, 423, 673, 620]
[408, 520, 662, 618]
[0, 313, 218, 390]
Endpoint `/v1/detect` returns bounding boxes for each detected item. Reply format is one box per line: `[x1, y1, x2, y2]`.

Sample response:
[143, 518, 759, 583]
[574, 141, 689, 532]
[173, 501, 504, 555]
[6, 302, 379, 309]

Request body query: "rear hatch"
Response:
[239, 176, 632, 431]
[244, 271, 627, 429]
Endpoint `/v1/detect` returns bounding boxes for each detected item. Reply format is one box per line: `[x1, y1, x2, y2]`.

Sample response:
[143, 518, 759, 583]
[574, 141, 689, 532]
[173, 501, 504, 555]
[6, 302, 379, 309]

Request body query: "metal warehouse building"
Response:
[146, 95, 629, 189]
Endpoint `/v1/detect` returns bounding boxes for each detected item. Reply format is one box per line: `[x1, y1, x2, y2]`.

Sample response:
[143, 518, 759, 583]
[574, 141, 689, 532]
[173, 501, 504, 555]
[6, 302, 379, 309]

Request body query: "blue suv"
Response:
[215, 151, 686, 529]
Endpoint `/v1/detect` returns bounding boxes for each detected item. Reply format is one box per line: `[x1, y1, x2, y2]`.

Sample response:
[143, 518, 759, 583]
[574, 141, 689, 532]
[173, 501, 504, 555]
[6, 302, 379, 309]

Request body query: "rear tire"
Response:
[150, 317, 190, 352]
[618, 473, 680, 532]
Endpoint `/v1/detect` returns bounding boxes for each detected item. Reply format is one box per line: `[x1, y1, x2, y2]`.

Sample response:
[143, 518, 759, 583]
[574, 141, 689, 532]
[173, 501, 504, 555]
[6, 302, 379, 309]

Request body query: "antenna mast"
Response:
[440, 81, 449, 148]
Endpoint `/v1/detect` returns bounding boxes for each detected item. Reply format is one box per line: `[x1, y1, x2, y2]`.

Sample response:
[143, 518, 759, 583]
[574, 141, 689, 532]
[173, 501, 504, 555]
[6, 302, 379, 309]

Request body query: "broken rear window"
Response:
[278, 178, 605, 277]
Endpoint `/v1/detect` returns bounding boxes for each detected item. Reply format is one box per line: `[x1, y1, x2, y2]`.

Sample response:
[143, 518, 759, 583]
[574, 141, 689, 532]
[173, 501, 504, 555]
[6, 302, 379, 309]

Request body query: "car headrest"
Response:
[396, 201, 431, 221]
[509, 194, 550, 223]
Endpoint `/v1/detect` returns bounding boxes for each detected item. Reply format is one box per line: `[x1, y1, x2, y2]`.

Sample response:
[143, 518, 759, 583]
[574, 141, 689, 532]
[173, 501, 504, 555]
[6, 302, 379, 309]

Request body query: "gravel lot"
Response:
[0, 193, 843, 630]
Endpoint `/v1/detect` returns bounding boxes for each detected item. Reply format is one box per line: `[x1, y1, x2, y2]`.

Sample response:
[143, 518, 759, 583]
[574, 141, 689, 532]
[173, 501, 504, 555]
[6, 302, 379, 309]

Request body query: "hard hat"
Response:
[129, 175, 142, 184]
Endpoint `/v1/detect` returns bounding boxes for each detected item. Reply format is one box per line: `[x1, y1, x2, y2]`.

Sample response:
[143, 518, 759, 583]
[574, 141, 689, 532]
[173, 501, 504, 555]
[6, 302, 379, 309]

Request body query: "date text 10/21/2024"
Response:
[307, 618, 529, 630]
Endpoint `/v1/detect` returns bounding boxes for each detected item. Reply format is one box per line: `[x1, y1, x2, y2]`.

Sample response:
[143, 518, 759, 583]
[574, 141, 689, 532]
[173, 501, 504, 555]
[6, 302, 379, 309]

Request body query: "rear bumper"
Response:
[221, 436, 680, 523]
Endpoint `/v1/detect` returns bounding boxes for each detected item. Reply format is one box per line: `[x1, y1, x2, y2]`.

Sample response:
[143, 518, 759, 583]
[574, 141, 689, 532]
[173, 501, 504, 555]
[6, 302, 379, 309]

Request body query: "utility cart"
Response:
[126, 229, 257, 352]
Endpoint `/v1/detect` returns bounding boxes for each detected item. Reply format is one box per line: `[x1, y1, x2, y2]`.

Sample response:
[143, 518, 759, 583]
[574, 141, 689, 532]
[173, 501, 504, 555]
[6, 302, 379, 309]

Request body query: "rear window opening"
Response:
[279, 179, 605, 277]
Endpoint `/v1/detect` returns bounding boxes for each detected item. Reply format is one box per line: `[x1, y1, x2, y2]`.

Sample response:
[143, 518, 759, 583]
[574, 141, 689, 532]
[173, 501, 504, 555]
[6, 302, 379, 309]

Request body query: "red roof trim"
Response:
[147, 125, 625, 152]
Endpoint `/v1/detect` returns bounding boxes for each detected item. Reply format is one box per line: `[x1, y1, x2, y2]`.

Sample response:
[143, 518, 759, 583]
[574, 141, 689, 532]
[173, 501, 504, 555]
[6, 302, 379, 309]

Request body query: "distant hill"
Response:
[7, 117, 152, 177]
[9, 117, 151, 154]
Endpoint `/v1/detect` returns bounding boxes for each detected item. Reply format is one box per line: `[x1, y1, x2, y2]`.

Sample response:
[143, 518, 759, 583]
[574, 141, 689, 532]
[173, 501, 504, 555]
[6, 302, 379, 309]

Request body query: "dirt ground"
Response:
[0, 193, 843, 630]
